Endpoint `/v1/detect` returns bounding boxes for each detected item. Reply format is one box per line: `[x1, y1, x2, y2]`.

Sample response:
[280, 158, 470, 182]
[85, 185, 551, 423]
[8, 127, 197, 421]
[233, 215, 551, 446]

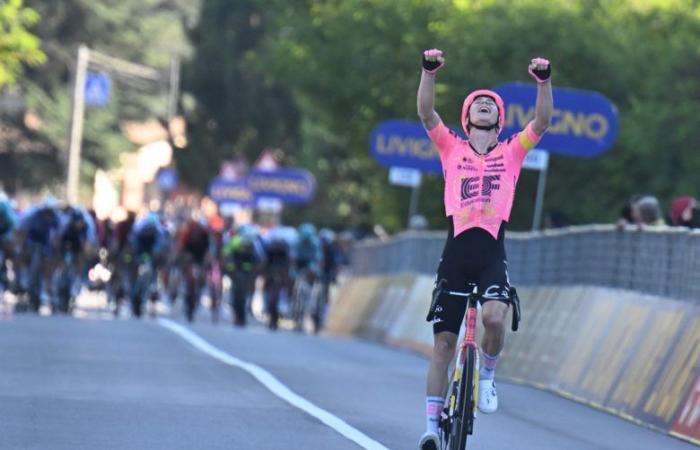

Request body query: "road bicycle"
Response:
[427, 279, 521, 449]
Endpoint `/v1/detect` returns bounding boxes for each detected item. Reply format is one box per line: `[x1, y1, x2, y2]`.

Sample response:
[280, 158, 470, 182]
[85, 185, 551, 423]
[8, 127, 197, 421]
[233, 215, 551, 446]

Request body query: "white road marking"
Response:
[157, 318, 391, 450]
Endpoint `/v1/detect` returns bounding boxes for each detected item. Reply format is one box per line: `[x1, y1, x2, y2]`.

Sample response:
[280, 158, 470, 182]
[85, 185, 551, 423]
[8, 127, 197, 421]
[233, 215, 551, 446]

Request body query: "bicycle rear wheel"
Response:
[451, 345, 476, 450]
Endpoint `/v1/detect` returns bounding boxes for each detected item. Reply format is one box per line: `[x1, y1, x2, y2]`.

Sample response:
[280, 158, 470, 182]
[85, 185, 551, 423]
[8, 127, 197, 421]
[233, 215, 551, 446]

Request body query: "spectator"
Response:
[617, 194, 641, 228]
[633, 195, 665, 226]
[543, 210, 569, 229]
[669, 196, 698, 227]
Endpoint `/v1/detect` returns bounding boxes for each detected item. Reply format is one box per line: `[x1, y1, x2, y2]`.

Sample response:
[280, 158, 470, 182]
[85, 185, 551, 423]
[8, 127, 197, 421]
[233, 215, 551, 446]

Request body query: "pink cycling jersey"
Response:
[427, 121, 542, 239]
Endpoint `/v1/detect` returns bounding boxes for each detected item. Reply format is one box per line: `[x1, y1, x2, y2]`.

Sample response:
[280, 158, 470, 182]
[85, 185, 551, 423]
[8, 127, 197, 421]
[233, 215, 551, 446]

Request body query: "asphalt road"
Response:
[0, 313, 696, 450]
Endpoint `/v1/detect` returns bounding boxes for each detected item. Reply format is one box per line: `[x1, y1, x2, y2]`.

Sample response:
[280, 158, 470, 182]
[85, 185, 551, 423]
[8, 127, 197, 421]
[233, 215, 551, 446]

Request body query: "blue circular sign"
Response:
[156, 168, 178, 192]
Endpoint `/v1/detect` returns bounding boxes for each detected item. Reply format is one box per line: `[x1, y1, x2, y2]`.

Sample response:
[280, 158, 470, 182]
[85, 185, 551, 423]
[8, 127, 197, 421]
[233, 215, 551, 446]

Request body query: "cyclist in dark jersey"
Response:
[175, 216, 211, 322]
[263, 225, 296, 330]
[417, 49, 553, 449]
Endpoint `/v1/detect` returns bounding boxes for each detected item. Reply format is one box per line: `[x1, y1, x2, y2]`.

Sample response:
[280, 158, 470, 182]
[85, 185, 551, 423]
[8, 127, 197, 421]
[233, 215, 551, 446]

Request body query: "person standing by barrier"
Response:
[416, 49, 553, 449]
[669, 196, 699, 228]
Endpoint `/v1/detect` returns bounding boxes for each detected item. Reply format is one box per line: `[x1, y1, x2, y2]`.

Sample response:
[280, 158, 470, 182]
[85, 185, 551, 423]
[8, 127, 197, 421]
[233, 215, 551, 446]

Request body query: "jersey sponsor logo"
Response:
[461, 177, 480, 199]
[482, 175, 500, 196]
[460, 175, 501, 201]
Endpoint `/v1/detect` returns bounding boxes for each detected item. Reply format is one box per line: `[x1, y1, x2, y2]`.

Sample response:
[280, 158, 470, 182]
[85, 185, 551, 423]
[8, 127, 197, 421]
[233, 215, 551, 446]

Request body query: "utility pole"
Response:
[167, 56, 181, 122]
[66, 45, 89, 204]
[64, 46, 172, 205]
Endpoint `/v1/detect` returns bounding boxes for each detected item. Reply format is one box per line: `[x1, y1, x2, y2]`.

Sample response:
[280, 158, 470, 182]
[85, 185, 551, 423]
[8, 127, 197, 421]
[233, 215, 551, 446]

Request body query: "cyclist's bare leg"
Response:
[425, 331, 457, 437]
[427, 331, 457, 397]
[480, 301, 509, 356]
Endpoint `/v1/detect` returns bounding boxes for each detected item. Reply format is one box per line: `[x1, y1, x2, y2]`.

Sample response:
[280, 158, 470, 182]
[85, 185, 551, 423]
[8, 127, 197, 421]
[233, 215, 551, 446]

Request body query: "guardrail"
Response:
[350, 224, 700, 303]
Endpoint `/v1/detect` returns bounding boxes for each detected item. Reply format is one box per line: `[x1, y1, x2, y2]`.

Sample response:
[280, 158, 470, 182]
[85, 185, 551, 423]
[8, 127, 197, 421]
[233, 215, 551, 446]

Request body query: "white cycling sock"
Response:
[480, 351, 501, 380]
[426, 396, 443, 434]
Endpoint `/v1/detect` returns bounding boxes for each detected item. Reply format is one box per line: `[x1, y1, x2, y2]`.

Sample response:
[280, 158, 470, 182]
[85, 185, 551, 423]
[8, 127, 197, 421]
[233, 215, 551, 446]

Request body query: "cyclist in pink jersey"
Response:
[417, 49, 553, 450]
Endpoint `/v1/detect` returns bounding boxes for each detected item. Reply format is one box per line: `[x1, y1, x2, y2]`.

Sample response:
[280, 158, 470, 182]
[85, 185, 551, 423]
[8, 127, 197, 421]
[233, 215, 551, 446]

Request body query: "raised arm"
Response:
[527, 57, 553, 136]
[417, 49, 444, 131]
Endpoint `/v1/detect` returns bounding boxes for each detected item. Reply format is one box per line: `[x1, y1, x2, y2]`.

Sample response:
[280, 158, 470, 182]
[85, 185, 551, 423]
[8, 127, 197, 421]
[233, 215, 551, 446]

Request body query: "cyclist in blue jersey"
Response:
[294, 223, 323, 277]
[18, 200, 61, 311]
[128, 213, 169, 317]
[290, 223, 323, 331]
[0, 197, 17, 294]
[54, 205, 97, 312]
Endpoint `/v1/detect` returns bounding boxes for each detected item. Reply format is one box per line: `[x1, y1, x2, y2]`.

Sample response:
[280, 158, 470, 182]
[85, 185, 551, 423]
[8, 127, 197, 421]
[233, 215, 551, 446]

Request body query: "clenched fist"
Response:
[528, 57, 551, 83]
[422, 49, 445, 74]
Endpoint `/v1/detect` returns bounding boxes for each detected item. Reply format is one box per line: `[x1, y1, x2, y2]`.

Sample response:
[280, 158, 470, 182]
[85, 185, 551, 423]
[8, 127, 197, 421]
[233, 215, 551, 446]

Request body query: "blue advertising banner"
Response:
[369, 85, 618, 173]
[495, 82, 618, 157]
[248, 169, 316, 204]
[368, 120, 442, 174]
[85, 72, 111, 107]
[208, 178, 254, 206]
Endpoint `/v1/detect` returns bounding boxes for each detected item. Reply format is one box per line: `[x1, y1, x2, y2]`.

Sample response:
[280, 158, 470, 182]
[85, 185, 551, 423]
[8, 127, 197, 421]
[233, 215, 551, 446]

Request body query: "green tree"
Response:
[177, 0, 300, 189]
[0, 0, 44, 87]
[184, 0, 700, 231]
[6, 0, 199, 195]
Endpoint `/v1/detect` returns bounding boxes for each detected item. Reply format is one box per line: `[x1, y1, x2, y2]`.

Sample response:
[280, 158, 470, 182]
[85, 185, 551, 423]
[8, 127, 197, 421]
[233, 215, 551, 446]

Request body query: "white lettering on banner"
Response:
[506, 105, 610, 140]
[375, 134, 438, 159]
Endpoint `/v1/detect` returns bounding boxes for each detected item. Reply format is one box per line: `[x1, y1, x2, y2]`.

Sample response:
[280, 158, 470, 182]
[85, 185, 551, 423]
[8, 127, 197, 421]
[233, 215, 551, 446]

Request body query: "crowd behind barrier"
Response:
[350, 224, 700, 304]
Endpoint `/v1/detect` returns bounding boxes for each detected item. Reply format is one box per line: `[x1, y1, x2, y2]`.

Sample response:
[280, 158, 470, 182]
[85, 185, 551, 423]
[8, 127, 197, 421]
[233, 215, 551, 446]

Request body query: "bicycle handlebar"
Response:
[426, 279, 522, 332]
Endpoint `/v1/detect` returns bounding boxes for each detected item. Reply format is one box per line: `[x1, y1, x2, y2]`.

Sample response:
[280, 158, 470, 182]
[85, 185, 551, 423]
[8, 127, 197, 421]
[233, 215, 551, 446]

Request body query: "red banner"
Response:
[672, 374, 700, 442]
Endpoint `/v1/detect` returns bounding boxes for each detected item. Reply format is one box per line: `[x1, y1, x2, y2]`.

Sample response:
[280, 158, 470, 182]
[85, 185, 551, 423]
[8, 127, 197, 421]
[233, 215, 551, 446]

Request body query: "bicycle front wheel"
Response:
[451, 345, 476, 450]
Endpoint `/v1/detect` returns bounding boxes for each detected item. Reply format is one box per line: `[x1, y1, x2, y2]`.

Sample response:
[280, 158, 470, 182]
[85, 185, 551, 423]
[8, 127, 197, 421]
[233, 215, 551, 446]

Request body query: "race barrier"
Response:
[328, 227, 700, 445]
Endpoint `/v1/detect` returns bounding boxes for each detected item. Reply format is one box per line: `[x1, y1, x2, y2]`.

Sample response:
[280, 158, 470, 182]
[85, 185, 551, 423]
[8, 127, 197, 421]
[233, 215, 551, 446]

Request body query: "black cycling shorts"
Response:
[431, 218, 512, 335]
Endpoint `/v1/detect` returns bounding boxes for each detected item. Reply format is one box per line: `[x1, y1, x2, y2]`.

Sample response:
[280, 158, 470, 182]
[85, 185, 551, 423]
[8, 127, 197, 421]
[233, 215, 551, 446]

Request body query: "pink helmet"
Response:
[461, 89, 506, 136]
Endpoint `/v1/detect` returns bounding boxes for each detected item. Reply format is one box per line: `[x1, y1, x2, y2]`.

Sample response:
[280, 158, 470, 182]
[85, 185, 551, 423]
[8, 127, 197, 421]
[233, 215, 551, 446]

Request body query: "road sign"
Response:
[522, 149, 549, 171]
[156, 168, 178, 192]
[495, 82, 618, 157]
[208, 178, 254, 206]
[248, 169, 316, 204]
[85, 72, 111, 107]
[389, 167, 422, 187]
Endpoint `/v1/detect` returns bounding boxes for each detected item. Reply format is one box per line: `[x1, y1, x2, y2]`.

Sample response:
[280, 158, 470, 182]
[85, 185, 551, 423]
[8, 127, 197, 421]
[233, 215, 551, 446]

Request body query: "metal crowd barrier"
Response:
[350, 225, 700, 303]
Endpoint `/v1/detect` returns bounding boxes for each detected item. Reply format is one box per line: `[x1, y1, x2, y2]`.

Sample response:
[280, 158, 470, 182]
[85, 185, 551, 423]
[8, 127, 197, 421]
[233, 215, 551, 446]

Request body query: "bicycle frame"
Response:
[445, 287, 480, 435]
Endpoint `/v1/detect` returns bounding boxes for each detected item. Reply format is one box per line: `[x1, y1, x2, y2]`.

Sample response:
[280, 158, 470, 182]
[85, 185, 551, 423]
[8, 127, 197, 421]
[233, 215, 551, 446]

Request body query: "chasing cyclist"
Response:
[0, 196, 17, 295]
[416, 49, 553, 449]
[55, 205, 96, 312]
[128, 213, 169, 317]
[174, 213, 211, 322]
[290, 223, 323, 331]
[222, 224, 265, 327]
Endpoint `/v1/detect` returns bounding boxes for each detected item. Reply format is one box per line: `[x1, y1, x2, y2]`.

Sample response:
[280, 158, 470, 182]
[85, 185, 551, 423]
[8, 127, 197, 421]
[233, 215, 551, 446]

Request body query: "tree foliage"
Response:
[184, 0, 700, 230]
[177, 0, 299, 189]
[5, 0, 199, 195]
[0, 0, 44, 87]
